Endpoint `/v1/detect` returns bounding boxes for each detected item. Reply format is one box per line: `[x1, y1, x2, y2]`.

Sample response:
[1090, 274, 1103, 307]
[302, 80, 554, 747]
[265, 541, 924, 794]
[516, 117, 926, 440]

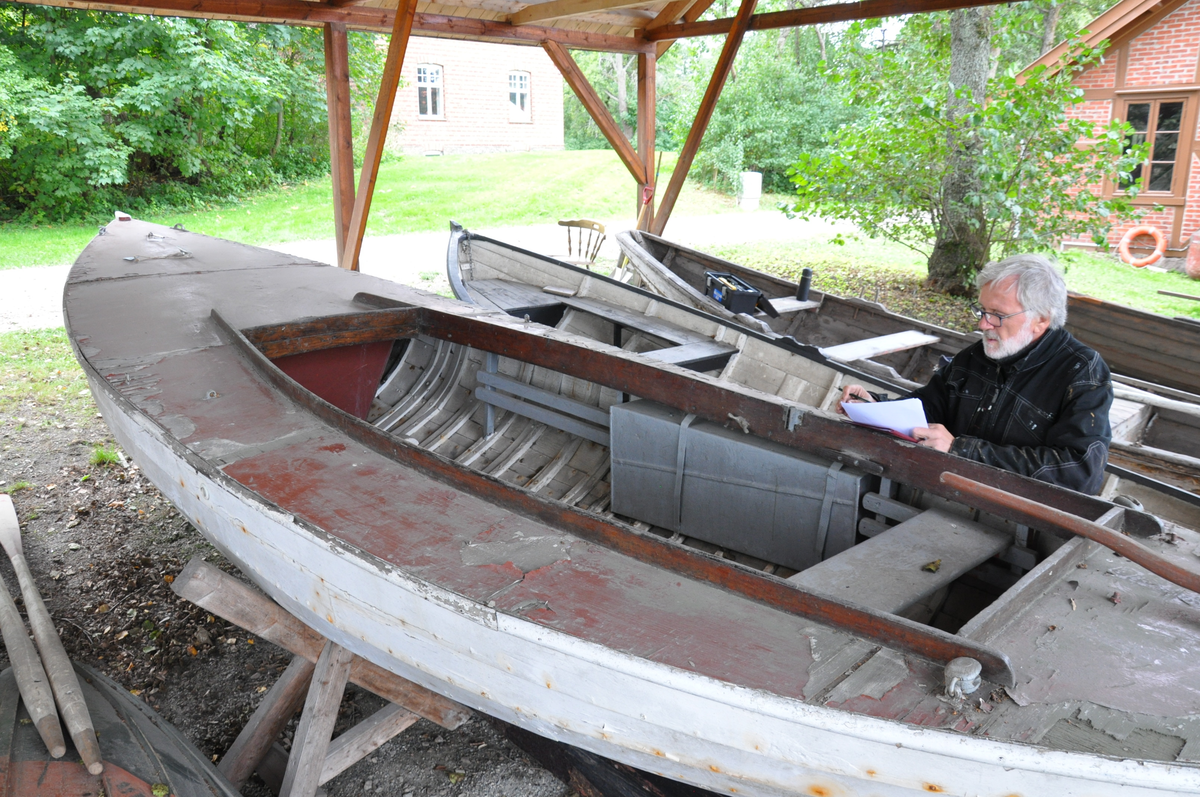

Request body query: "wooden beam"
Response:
[12, 0, 653, 53]
[636, 49, 656, 226]
[542, 41, 648, 185]
[510, 0, 646, 26]
[218, 655, 316, 789]
[172, 558, 473, 729]
[280, 641, 354, 797]
[654, 0, 712, 58]
[319, 703, 419, 784]
[645, 0, 1015, 41]
[651, 0, 757, 235]
[339, 0, 417, 271]
[324, 22, 355, 267]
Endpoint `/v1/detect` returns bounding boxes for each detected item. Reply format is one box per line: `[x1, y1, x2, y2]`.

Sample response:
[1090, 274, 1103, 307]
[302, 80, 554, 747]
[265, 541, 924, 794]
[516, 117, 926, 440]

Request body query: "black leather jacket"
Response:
[908, 327, 1113, 495]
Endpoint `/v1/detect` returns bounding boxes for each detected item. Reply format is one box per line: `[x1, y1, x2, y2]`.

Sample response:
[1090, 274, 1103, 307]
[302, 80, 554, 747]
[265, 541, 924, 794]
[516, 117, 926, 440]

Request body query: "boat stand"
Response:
[171, 558, 473, 797]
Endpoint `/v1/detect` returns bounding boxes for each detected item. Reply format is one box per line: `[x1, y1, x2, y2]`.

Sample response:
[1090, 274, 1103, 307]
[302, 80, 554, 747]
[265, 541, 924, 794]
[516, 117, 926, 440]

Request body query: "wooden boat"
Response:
[613, 229, 978, 388]
[615, 229, 1200, 509]
[67, 219, 1200, 797]
[0, 661, 240, 796]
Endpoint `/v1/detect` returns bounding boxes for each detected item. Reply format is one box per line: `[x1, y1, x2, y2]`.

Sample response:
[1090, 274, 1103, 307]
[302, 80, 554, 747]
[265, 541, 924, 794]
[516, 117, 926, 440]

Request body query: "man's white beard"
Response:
[982, 317, 1036, 360]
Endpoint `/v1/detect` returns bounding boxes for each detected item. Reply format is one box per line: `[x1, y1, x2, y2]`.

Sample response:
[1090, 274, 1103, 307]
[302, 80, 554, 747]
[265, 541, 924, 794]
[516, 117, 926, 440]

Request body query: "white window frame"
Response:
[416, 64, 444, 120]
[508, 71, 531, 124]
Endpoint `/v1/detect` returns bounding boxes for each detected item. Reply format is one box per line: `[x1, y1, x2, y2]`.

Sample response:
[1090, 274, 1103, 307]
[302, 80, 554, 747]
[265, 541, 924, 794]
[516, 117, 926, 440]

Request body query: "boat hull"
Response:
[81, 312, 1200, 797]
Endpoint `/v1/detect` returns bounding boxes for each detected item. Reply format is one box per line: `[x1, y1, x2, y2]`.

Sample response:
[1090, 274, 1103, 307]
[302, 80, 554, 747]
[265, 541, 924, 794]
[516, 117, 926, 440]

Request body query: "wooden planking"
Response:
[511, 0, 648, 26]
[787, 508, 1011, 615]
[820, 331, 941, 363]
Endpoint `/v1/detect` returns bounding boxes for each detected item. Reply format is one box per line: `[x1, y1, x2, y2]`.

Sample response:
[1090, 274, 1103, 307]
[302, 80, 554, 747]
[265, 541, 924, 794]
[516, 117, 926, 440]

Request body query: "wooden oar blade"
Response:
[0, 495, 21, 559]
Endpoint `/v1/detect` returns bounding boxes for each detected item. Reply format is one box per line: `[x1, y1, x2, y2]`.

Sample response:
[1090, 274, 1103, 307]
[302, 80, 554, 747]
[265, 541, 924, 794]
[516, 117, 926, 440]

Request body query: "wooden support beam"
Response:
[654, 0, 713, 58]
[320, 702, 420, 784]
[324, 22, 355, 268]
[651, 0, 757, 235]
[280, 641, 355, 797]
[510, 0, 646, 26]
[340, 0, 417, 271]
[542, 41, 647, 185]
[636, 50, 656, 227]
[172, 558, 473, 729]
[219, 655, 316, 789]
[645, 0, 1015, 41]
[18, 0, 655, 52]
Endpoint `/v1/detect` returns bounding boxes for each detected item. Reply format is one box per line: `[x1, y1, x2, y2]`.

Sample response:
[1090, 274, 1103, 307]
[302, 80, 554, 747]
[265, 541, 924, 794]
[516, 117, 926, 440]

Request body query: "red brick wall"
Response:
[1125, 1, 1200, 86]
[389, 38, 565, 154]
[1060, 0, 1200, 253]
[1074, 57, 1117, 90]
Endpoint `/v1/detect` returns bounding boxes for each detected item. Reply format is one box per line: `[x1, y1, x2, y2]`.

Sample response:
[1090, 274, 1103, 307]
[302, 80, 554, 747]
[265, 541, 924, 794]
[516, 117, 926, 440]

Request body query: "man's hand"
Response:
[913, 424, 954, 452]
[837, 384, 874, 416]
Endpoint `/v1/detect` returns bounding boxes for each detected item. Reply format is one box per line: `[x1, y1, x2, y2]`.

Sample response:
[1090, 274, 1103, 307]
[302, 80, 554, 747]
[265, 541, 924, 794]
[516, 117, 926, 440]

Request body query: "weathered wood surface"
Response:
[0, 496, 101, 774]
[1067, 291, 1200, 395]
[280, 641, 354, 797]
[219, 655, 316, 788]
[172, 559, 473, 729]
[66, 220, 1200, 792]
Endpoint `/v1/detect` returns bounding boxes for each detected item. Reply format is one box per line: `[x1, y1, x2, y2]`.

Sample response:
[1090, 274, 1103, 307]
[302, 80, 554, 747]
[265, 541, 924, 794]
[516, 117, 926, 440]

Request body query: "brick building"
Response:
[389, 38, 565, 155]
[1029, 0, 1200, 256]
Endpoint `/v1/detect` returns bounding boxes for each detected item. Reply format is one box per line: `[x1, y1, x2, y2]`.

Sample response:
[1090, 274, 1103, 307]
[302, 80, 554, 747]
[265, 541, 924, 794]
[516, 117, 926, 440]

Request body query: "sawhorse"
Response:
[171, 558, 473, 797]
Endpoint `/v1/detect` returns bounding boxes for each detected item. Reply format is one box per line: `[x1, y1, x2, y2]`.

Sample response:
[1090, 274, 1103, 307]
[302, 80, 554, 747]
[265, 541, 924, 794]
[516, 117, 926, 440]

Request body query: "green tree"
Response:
[785, 26, 1144, 294]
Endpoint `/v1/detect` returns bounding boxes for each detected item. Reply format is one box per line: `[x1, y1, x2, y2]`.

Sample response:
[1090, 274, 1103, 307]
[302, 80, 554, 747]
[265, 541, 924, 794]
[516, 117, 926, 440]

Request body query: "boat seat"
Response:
[820, 331, 940, 364]
[761, 296, 821, 315]
[475, 368, 611, 446]
[786, 508, 1011, 614]
[641, 340, 736, 371]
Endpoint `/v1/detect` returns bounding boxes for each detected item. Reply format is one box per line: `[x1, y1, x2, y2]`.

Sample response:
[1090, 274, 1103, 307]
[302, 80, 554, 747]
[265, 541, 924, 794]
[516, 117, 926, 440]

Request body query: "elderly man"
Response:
[840, 254, 1113, 495]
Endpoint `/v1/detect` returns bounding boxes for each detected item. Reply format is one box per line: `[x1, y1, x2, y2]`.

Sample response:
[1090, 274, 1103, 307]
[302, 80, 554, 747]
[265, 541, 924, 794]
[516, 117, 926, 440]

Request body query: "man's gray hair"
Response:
[976, 254, 1068, 330]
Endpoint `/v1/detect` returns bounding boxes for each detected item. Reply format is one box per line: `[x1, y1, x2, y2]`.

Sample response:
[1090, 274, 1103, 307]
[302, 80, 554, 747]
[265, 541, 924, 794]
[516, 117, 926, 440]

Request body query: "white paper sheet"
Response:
[840, 398, 928, 438]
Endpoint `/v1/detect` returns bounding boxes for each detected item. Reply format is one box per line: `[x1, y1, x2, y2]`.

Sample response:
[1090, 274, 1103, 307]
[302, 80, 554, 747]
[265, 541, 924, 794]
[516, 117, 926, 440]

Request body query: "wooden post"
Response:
[218, 655, 316, 789]
[339, 0, 419, 272]
[280, 641, 354, 797]
[636, 50, 656, 227]
[543, 41, 647, 186]
[324, 23, 355, 269]
[651, 0, 758, 236]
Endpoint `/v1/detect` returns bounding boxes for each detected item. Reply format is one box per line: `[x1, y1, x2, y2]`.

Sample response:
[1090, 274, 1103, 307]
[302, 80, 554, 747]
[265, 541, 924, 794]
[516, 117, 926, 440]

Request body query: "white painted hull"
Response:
[88, 377, 1200, 797]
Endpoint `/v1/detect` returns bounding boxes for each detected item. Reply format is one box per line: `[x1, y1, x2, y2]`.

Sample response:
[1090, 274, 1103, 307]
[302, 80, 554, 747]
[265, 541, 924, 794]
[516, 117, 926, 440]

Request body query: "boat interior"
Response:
[230, 288, 1200, 761]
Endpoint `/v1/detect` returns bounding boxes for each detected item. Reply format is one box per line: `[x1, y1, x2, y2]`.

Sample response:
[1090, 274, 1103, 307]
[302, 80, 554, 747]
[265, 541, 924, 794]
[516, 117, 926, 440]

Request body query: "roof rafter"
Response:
[510, 0, 648, 26]
[16, 0, 654, 52]
[645, 0, 1016, 40]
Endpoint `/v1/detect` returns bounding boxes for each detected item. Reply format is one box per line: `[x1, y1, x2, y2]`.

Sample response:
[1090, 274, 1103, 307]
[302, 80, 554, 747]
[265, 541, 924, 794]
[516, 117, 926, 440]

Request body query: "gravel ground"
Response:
[0, 404, 571, 796]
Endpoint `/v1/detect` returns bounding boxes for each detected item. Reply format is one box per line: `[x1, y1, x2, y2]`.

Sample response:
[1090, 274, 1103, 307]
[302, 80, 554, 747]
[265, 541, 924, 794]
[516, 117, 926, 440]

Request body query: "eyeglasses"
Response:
[969, 302, 1027, 327]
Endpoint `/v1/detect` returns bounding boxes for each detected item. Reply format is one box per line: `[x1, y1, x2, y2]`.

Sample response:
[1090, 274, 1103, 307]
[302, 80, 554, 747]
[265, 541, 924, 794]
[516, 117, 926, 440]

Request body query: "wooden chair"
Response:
[558, 219, 606, 267]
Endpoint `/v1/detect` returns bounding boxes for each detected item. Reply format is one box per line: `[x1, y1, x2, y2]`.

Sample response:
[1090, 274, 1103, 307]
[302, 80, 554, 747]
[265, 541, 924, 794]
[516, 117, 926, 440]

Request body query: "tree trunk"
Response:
[272, 104, 284, 157]
[1041, 3, 1062, 55]
[927, 7, 993, 295]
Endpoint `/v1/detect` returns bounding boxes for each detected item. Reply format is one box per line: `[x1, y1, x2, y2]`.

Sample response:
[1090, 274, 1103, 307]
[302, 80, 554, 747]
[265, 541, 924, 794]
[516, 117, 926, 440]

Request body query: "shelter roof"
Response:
[1024, 0, 1191, 75]
[11, 0, 1014, 52]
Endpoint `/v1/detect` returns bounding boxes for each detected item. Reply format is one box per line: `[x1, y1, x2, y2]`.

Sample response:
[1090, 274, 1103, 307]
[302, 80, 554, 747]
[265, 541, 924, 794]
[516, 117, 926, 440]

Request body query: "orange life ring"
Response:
[1119, 225, 1166, 268]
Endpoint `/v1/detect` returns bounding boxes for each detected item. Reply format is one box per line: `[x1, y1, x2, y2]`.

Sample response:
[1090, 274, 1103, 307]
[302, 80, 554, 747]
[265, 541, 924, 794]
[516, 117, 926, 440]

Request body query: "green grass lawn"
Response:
[0, 150, 733, 271]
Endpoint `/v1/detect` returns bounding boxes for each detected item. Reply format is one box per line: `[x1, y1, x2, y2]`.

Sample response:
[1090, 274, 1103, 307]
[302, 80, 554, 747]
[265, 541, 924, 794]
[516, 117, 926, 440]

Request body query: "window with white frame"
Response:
[508, 71, 531, 123]
[417, 64, 443, 120]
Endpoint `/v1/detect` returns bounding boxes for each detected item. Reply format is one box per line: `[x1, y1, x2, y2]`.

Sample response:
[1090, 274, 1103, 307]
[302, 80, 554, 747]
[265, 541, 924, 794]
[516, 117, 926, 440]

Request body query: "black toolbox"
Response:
[704, 271, 762, 315]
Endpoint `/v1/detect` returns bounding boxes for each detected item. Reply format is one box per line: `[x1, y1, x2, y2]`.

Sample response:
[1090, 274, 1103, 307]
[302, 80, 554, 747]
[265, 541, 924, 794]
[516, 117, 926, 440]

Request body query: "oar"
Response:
[0, 559, 65, 757]
[0, 495, 103, 774]
[939, 471, 1200, 594]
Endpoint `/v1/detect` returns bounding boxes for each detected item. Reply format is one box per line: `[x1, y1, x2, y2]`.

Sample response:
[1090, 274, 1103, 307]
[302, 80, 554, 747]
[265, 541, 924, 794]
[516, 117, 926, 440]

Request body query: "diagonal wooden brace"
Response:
[172, 557, 472, 796]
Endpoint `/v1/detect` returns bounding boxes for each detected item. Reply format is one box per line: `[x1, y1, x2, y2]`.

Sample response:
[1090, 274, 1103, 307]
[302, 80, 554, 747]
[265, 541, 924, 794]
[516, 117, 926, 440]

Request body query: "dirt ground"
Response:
[0, 405, 572, 797]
